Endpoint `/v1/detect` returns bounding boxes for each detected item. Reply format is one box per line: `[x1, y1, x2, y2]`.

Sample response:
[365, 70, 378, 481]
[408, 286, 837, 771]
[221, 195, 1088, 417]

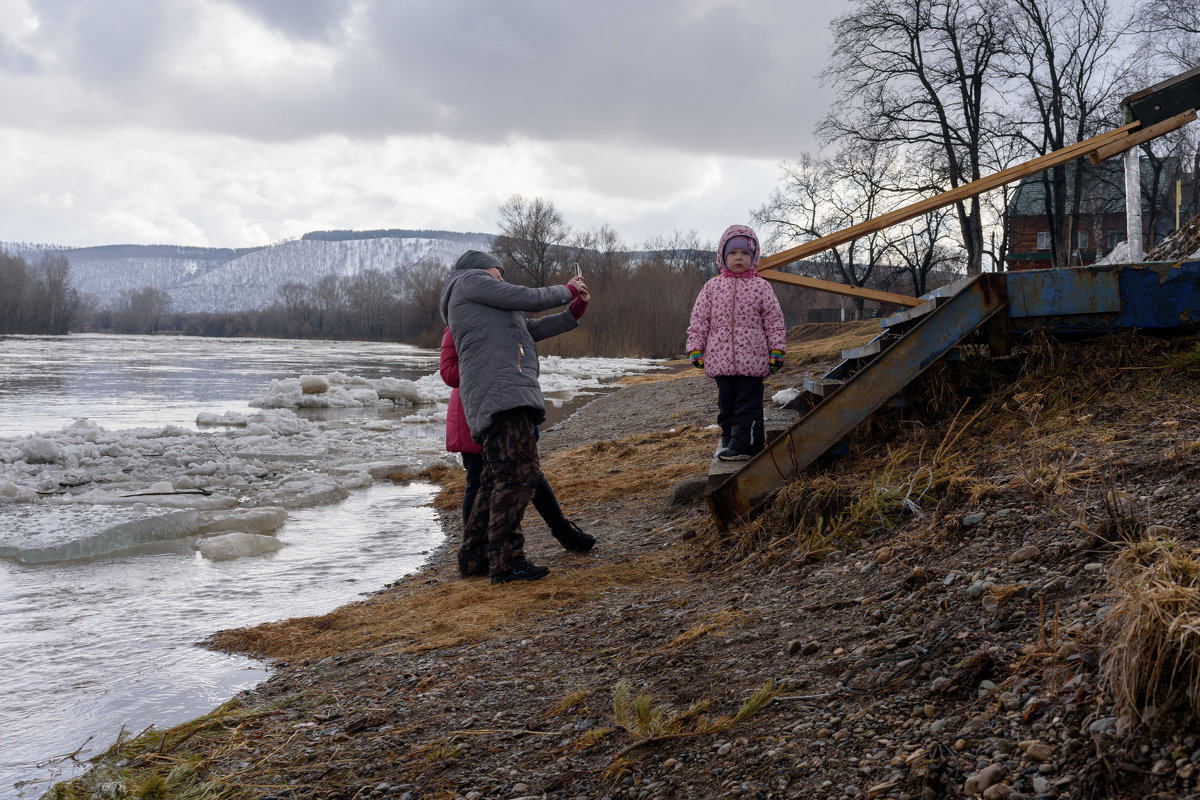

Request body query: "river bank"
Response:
[48, 323, 1200, 800]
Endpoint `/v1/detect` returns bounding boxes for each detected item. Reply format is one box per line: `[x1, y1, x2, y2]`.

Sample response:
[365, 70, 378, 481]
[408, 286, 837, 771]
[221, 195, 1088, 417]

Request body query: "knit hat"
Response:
[723, 236, 756, 259]
[454, 250, 503, 272]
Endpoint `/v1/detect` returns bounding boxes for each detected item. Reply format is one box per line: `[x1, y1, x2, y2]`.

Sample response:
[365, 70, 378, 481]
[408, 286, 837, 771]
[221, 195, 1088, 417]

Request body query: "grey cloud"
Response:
[226, 0, 354, 42]
[0, 38, 41, 75]
[32, 0, 170, 85]
[13, 0, 846, 158]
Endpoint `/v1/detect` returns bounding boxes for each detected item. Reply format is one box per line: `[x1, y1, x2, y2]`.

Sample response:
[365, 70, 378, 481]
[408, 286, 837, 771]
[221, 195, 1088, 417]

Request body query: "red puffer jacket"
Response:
[439, 327, 481, 454]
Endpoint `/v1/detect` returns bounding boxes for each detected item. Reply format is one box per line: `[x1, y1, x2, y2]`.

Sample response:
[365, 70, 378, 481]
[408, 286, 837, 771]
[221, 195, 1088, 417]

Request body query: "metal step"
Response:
[841, 339, 884, 360]
[707, 274, 1009, 530]
[802, 377, 845, 397]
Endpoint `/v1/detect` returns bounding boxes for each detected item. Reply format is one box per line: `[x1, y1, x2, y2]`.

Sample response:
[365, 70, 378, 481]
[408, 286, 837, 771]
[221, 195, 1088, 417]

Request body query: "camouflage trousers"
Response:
[459, 407, 540, 576]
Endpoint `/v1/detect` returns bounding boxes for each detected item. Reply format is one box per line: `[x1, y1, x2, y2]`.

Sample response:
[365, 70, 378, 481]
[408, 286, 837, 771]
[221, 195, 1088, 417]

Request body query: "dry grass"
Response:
[1102, 537, 1200, 722]
[46, 699, 283, 800]
[610, 680, 777, 758]
[700, 330, 1200, 573]
[784, 321, 879, 365]
[206, 551, 683, 662]
[411, 424, 714, 514]
[620, 369, 691, 385]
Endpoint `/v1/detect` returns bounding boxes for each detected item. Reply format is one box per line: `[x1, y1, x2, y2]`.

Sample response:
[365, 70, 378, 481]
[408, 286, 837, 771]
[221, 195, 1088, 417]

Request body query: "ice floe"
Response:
[0, 356, 664, 564]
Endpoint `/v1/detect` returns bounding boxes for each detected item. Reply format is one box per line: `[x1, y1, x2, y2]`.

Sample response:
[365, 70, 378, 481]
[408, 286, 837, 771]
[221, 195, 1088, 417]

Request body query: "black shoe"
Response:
[553, 519, 596, 553]
[490, 561, 550, 584]
[716, 447, 752, 462]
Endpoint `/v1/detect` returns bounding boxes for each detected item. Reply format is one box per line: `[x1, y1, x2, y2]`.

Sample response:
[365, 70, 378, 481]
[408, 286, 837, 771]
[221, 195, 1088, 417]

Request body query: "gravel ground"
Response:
[52, 333, 1200, 800]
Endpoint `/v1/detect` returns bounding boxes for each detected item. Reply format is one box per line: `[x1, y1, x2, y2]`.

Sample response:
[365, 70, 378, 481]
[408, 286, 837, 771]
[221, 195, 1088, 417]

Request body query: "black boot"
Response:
[552, 519, 596, 552]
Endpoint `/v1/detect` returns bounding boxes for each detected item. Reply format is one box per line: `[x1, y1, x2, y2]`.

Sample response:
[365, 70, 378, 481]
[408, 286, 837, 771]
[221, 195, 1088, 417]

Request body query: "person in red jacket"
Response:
[439, 315, 595, 555]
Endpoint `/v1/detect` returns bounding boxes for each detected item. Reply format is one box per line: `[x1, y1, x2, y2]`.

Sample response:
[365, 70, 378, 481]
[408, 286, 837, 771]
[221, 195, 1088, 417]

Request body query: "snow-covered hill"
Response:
[4, 231, 495, 313]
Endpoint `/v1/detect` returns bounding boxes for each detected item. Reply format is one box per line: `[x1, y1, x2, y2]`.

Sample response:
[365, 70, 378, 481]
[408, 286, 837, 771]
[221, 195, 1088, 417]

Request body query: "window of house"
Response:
[1036, 231, 1051, 250]
[1107, 230, 1122, 249]
[1077, 231, 1088, 249]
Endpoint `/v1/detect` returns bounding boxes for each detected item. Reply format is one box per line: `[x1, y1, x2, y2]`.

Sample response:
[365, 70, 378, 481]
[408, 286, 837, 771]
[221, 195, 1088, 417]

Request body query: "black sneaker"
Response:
[553, 519, 596, 553]
[716, 447, 752, 462]
[490, 561, 550, 584]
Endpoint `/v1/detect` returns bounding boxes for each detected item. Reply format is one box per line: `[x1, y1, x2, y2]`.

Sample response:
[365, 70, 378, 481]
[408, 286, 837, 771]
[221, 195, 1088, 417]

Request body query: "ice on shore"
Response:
[250, 357, 663, 411]
[197, 531, 285, 561]
[250, 371, 449, 409]
[0, 356, 663, 563]
[0, 505, 199, 564]
[197, 507, 288, 535]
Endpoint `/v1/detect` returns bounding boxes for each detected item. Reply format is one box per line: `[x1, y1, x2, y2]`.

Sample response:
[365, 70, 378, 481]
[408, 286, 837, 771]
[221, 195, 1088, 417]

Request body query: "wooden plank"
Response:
[1089, 110, 1197, 163]
[760, 268, 924, 307]
[758, 122, 1140, 274]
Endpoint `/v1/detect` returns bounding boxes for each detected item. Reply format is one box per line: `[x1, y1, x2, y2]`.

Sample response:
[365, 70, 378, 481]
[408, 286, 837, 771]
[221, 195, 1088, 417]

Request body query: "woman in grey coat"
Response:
[438, 250, 589, 583]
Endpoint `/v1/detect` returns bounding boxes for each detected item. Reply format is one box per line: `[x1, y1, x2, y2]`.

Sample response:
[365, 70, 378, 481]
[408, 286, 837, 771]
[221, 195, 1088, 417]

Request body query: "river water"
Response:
[0, 334, 647, 799]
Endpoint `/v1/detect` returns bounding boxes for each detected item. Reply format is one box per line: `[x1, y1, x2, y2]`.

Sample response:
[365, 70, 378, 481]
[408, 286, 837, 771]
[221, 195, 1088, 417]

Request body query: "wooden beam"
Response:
[1089, 109, 1197, 163]
[761, 269, 924, 306]
[758, 121, 1141, 274]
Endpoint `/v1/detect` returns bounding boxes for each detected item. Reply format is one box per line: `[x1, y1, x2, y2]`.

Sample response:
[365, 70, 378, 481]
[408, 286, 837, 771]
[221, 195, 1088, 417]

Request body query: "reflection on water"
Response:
[0, 333, 438, 437]
[1, 481, 444, 799]
[0, 332, 624, 799]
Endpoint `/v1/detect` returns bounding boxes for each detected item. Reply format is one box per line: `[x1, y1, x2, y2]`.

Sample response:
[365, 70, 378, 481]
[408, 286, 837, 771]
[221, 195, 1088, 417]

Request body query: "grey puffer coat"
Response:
[439, 266, 577, 440]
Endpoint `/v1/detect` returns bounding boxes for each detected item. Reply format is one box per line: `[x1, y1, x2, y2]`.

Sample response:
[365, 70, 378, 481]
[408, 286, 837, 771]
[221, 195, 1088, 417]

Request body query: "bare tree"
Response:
[0, 251, 30, 333]
[491, 195, 571, 286]
[1004, 0, 1133, 266]
[755, 145, 909, 316]
[567, 224, 629, 282]
[822, 0, 1009, 276]
[344, 269, 394, 340]
[1136, 0, 1200, 72]
[274, 281, 315, 337]
[113, 287, 172, 334]
[394, 255, 449, 340]
[35, 254, 78, 334]
[311, 274, 345, 335]
[885, 207, 961, 295]
[640, 229, 713, 277]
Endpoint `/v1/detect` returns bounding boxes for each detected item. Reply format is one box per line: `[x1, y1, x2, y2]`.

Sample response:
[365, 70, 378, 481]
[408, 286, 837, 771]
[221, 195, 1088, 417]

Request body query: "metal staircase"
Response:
[706, 262, 1200, 530]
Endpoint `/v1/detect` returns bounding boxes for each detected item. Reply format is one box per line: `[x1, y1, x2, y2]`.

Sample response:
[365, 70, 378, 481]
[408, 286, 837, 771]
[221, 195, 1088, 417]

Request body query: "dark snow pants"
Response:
[716, 375, 765, 456]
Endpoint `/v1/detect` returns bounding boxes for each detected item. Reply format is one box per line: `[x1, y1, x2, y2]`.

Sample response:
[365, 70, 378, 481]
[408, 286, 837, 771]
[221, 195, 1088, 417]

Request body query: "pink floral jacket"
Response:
[685, 225, 786, 378]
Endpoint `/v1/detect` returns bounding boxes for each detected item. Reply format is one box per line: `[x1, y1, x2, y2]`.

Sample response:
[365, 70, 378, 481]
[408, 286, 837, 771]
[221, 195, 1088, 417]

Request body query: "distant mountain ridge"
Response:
[3, 230, 495, 313]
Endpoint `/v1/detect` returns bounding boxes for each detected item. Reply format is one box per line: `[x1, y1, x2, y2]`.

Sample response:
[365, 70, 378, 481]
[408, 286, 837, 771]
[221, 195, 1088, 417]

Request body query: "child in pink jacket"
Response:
[686, 224, 786, 461]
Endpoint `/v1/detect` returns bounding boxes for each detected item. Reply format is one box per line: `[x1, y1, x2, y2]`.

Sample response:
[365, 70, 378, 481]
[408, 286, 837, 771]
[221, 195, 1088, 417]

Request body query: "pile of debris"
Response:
[1148, 211, 1200, 261]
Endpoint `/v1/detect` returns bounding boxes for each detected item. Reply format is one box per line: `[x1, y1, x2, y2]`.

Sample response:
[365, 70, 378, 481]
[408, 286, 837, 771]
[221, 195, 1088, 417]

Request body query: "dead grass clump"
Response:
[48, 699, 276, 800]
[610, 680, 777, 758]
[709, 447, 956, 570]
[1101, 537, 1200, 723]
[205, 552, 681, 662]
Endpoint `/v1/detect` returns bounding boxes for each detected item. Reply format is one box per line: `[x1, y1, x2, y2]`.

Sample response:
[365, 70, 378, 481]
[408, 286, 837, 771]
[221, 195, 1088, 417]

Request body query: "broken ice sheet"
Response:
[0, 505, 199, 564]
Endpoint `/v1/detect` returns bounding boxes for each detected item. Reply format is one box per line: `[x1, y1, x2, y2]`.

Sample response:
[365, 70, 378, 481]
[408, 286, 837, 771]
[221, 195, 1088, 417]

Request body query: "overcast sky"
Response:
[0, 0, 856, 249]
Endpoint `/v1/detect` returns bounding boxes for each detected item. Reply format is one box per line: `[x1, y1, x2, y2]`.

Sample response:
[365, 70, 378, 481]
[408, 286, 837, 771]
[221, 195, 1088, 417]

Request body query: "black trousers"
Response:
[716, 375, 765, 455]
[462, 451, 567, 532]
